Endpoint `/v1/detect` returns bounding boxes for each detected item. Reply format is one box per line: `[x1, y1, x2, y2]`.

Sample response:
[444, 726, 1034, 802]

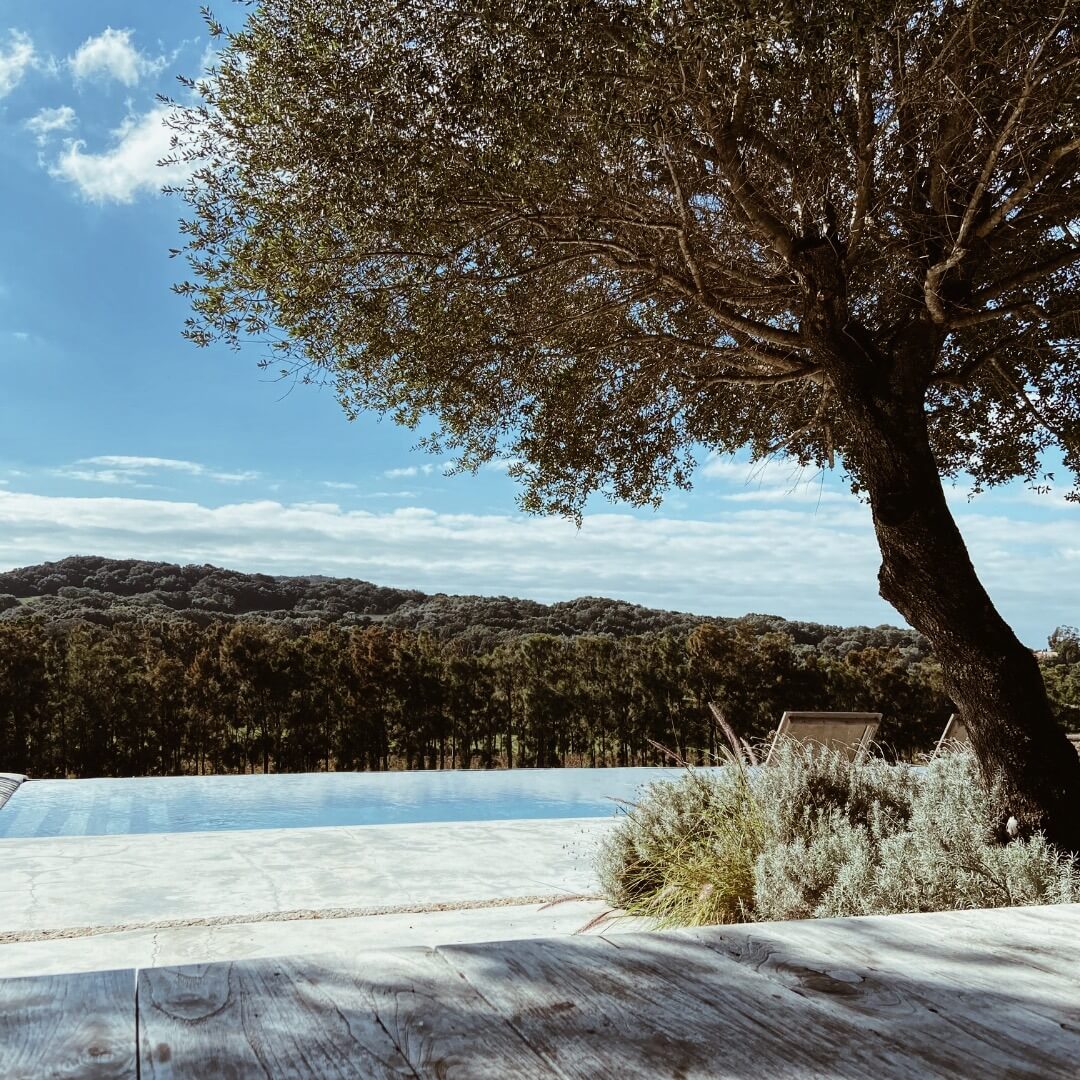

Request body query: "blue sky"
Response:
[0, 2, 1077, 645]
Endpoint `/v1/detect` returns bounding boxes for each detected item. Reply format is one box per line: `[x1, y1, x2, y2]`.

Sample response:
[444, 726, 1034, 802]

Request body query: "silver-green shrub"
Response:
[598, 744, 1080, 926]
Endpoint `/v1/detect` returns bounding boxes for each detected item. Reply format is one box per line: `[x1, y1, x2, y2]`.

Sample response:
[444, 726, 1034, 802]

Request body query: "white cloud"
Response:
[68, 28, 165, 87]
[321, 481, 358, 491]
[55, 456, 259, 486]
[384, 462, 451, 479]
[0, 488, 1073, 644]
[49, 104, 187, 203]
[0, 490, 881, 623]
[25, 105, 76, 145]
[0, 30, 35, 98]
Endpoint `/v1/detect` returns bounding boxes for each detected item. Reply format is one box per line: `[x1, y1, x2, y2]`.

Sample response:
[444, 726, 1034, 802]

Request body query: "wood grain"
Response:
[439, 929, 935, 1079]
[682, 905, 1080, 1079]
[0, 967, 135, 1080]
[11, 900, 1080, 1079]
[138, 947, 550, 1079]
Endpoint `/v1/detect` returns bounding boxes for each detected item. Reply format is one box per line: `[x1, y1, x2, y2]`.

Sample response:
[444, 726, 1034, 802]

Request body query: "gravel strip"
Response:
[0, 892, 603, 944]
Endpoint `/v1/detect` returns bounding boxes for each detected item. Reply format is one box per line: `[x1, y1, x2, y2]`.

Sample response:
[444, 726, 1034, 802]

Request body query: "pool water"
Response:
[0, 767, 721, 839]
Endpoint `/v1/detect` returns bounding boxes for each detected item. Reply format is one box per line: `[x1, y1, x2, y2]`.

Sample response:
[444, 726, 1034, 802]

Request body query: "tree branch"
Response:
[990, 356, 1075, 450]
[946, 302, 1049, 330]
[549, 235, 806, 353]
[764, 386, 833, 455]
[627, 329, 807, 370]
[973, 136, 1080, 241]
[697, 104, 796, 263]
[696, 365, 822, 389]
[846, 43, 876, 268]
[974, 247, 1080, 303]
[922, 8, 1073, 324]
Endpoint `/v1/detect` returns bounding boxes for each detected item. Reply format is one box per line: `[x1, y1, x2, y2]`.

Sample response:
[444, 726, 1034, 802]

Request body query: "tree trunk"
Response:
[833, 363, 1080, 852]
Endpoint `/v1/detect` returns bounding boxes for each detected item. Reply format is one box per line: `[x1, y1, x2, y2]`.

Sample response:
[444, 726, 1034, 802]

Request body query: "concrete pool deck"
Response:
[0, 898, 640, 978]
[0, 816, 630, 976]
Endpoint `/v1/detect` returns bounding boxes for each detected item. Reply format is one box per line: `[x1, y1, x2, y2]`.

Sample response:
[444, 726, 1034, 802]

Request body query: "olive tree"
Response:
[166, 0, 1080, 848]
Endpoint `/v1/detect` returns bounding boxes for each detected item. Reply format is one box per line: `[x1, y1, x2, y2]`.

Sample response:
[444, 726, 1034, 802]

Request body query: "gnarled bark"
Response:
[830, 350, 1080, 853]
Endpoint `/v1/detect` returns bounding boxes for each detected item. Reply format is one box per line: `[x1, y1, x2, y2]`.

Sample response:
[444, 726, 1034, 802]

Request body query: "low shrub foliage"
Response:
[596, 742, 1080, 926]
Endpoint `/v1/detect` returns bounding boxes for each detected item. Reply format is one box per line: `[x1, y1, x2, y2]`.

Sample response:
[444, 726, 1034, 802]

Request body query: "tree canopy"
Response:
[170, 0, 1079, 512]
[167, 0, 1080, 847]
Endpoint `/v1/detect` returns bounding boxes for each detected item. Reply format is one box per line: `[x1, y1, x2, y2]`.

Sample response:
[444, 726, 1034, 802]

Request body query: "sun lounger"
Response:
[764, 711, 881, 765]
[936, 722, 1079, 757]
[934, 713, 969, 754]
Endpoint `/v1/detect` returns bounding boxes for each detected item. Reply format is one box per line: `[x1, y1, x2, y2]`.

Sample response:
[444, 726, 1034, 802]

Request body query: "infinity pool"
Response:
[0, 767, 720, 839]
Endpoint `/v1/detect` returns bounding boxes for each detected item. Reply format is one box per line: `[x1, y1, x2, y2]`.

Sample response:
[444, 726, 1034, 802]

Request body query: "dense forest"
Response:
[0, 557, 1076, 779]
[0, 555, 927, 653]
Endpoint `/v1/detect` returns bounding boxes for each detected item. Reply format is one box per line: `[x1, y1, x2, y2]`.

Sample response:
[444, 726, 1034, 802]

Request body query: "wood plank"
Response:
[138, 947, 551, 1079]
[831, 903, 1080, 993]
[681, 906, 1080, 1079]
[440, 929, 937, 1079]
[0, 967, 135, 1080]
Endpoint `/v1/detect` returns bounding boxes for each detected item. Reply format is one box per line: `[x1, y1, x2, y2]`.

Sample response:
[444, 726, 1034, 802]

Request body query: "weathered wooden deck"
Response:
[2, 903, 1078, 1078]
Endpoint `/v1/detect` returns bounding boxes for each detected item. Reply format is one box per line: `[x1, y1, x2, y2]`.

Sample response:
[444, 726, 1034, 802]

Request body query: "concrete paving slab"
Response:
[0, 899, 644, 979]
[0, 817, 615, 934]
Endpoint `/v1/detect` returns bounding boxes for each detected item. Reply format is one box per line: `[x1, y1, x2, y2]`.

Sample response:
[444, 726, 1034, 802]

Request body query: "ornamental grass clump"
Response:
[598, 742, 1080, 927]
[596, 755, 768, 926]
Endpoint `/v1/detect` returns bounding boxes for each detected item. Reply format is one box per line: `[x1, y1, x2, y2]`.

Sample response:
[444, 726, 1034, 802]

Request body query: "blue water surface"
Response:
[0, 767, 723, 839]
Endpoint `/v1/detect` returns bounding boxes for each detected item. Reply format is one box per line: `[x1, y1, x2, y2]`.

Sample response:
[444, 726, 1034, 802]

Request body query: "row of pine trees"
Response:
[0, 618, 962, 779]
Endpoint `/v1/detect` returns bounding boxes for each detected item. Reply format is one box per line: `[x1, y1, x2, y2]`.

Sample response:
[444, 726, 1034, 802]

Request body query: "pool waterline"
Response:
[0, 766, 725, 839]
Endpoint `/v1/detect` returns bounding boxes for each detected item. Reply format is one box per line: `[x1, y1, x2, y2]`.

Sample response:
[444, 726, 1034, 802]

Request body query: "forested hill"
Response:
[0, 555, 926, 657]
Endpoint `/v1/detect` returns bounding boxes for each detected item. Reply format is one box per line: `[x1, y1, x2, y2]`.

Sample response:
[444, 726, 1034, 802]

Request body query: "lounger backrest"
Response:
[765, 711, 881, 765]
[935, 713, 969, 754]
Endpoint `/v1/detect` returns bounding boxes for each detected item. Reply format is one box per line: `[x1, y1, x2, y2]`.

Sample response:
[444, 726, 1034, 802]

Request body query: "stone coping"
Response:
[0, 816, 615, 935]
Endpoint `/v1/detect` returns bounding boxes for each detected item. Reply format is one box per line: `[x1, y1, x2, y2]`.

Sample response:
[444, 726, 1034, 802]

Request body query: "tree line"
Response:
[1, 613, 1043, 781]
[0, 557, 929, 656]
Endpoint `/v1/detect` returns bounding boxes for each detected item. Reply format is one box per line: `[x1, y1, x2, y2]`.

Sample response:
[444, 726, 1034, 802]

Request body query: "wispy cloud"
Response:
[0, 488, 1072, 643]
[49, 104, 189, 204]
[483, 457, 523, 472]
[321, 481, 358, 491]
[68, 28, 165, 86]
[25, 104, 76, 145]
[0, 30, 35, 98]
[54, 456, 259, 487]
[383, 462, 451, 479]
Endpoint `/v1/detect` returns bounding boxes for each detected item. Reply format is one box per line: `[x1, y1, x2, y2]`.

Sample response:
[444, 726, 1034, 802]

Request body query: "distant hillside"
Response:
[0, 555, 929, 657]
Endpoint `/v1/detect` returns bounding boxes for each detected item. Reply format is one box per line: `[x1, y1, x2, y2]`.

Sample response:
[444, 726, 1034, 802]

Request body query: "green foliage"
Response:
[599, 747, 1080, 926]
[1, 560, 1076, 783]
[596, 762, 768, 926]
[167, 1, 1080, 509]
[0, 610, 957, 780]
[0, 557, 931, 656]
